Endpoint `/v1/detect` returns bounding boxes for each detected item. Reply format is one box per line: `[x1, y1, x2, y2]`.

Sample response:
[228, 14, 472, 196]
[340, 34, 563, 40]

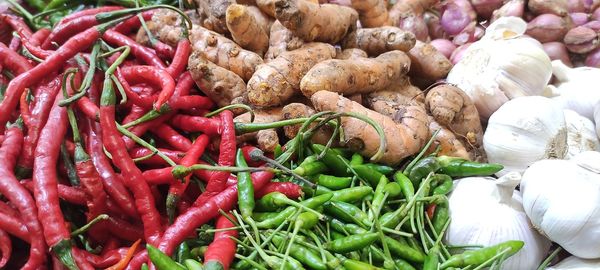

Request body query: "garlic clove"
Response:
[547, 256, 600, 270]
[484, 96, 567, 174]
[594, 101, 600, 137]
[563, 110, 600, 159]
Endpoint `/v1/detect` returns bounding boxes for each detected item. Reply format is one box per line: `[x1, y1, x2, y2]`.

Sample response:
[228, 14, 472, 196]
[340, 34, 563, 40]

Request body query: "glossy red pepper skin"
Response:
[57, 6, 124, 27]
[255, 182, 303, 199]
[169, 115, 221, 136]
[166, 40, 191, 77]
[204, 213, 238, 270]
[0, 126, 46, 269]
[119, 65, 175, 110]
[30, 28, 51, 46]
[42, 15, 101, 49]
[152, 124, 192, 152]
[0, 229, 10, 268]
[113, 11, 154, 34]
[103, 30, 166, 69]
[0, 211, 29, 242]
[129, 147, 183, 165]
[0, 42, 33, 75]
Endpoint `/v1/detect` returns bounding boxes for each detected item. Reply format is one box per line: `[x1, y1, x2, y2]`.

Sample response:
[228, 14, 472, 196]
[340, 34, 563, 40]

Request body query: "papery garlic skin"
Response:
[547, 256, 600, 270]
[563, 109, 600, 159]
[594, 101, 600, 137]
[484, 96, 567, 174]
[447, 17, 552, 120]
[551, 61, 600, 120]
[447, 173, 550, 270]
[521, 151, 600, 259]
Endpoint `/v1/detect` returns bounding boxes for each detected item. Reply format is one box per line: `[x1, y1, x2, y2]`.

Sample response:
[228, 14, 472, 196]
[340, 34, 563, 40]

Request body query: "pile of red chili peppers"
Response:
[0, 4, 305, 270]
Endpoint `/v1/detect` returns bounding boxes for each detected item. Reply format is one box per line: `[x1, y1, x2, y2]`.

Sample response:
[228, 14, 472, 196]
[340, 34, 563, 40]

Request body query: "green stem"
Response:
[404, 129, 440, 174]
[71, 214, 109, 237]
[116, 123, 177, 166]
[536, 247, 562, 270]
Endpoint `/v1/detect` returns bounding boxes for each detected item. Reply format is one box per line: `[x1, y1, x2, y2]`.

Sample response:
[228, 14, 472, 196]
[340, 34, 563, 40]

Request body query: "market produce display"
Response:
[1, 0, 600, 269]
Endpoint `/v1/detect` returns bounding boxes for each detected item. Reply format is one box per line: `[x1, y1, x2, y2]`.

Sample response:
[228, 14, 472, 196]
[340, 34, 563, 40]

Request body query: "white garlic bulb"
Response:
[594, 101, 600, 138]
[447, 172, 551, 270]
[484, 96, 567, 174]
[447, 17, 552, 120]
[551, 61, 600, 120]
[564, 110, 600, 159]
[521, 151, 600, 259]
[547, 256, 600, 270]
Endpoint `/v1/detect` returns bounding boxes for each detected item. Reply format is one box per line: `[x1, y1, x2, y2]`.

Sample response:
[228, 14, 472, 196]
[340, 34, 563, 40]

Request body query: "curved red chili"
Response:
[119, 65, 175, 110]
[0, 42, 33, 75]
[57, 6, 124, 27]
[20, 180, 87, 206]
[166, 40, 191, 77]
[0, 229, 11, 268]
[255, 182, 303, 199]
[152, 124, 192, 152]
[0, 125, 46, 269]
[103, 30, 166, 69]
[30, 28, 51, 46]
[0, 211, 29, 243]
[113, 11, 154, 34]
[130, 147, 183, 166]
[194, 111, 236, 206]
[1, 14, 32, 39]
[169, 115, 221, 136]
[204, 213, 238, 270]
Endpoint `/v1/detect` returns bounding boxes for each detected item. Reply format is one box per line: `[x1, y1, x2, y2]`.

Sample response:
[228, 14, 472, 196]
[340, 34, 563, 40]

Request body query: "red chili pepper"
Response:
[113, 11, 154, 34]
[153, 41, 175, 61]
[241, 145, 267, 167]
[169, 115, 221, 136]
[0, 42, 33, 75]
[204, 213, 238, 270]
[21, 179, 87, 205]
[167, 134, 210, 219]
[103, 30, 166, 69]
[122, 114, 171, 150]
[0, 125, 47, 269]
[166, 40, 191, 77]
[19, 90, 32, 128]
[16, 75, 61, 177]
[72, 247, 96, 270]
[106, 217, 145, 242]
[0, 201, 19, 217]
[57, 6, 124, 27]
[30, 28, 51, 46]
[0, 211, 29, 243]
[119, 65, 175, 110]
[9, 35, 20, 51]
[152, 124, 192, 152]
[129, 147, 183, 165]
[157, 170, 275, 256]
[170, 96, 214, 111]
[426, 204, 437, 220]
[1, 14, 32, 39]
[0, 21, 122, 133]
[74, 74, 102, 121]
[83, 246, 129, 269]
[195, 111, 236, 206]
[255, 182, 304, 199]
[0, 229, 11, 268]
[21, 35, 53, 59]
[106, 239, 141, 270]
[31, 94, 77, 270]
[43, 15, 104, 49]
[100, 76, 162, 245]
[87, 120, 139, 218]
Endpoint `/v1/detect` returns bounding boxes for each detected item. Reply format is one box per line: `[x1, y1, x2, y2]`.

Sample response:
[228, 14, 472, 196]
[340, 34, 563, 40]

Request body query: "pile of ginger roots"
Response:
[137, 0, 486, 165]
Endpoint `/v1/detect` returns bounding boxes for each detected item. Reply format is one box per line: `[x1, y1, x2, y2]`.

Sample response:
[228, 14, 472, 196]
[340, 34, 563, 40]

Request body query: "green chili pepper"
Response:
[363, 163, 394, 175]
[351, 164, 385, 187]
[369, 175, 389, 220]
[141, 264, 149, 270]
[394, 172, 415, 201]
[315, 174, 353, 190]
[431, 174, 453, 195]
[331, 230, 346, 240]
[255, 193, 332, 229]
[350, 153, 364, 166]
[407, 157, 441, 185]
[311, 144, 351, 176]
[424, 245, 440, 270]
[384, 182, 403, 198]
[394, 259, 417, 270]
[274, 144, 283, 158]
[183, 259, 204, 270]
[440, 240, 524, 268]
[273, 235, 327, 270]
[337, 255, 383, 270]
[325, 233, 379, 253]
[317, 186, 373, 203]
[26, 0, 48, 11]
[252, 212, 280, 222]
[294, 155, 328, 176]
[432, 200, 449, 235]
[325, 201, 370, 227]
[255, 192, 285, 212]
[384, 237, 426, 263]
[147, 244, 187, 270]
[437, 156, 503, 177]
[236, 149, 255, 219]
[175, 242, 191, 263]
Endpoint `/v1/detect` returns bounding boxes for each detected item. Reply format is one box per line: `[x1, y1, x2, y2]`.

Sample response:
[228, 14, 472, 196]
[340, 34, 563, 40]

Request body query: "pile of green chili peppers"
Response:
[146, 143, 522, 270]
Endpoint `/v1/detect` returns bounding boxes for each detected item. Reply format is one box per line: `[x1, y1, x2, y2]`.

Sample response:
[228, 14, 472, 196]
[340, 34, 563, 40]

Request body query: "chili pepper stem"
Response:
[71, 214, 109, 237]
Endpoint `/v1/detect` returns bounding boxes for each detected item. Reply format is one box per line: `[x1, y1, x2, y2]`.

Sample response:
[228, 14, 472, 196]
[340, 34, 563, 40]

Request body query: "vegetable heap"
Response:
[2, 0, 600, 269]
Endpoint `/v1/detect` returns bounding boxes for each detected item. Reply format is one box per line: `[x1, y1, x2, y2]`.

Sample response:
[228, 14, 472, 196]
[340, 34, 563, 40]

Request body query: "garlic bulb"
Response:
[594, 101, 600, 137]
[484, 96, 567, 174]
[447, 17, 552, 120]
[564, 109, 600, 159]
[551, 61, 600, 120]
[521, 151, 600, 259]
[447, 172, 551, 270]
[547, 256, 600, 270]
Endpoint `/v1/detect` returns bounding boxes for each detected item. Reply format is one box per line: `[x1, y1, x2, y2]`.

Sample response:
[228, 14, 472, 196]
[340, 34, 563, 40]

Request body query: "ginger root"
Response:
[311, 90, 424, 165]
[264, 20, 304, 61]
[407, 40, 452, 80]
[425, 84, 486, 161]
[274, 0, 358, 44]
[341, 27, 416, 56]
[226, 4, 271, 55]
[234, 108, 283, 152]
[188, 51, 247, 108]
[336, 48, 368, 59]
[282, 103, 335, 145]
[247, 42, 336, 107]
[300, 50, 411, 98]
[197, 0, 233, 34]
[351, 0, 391, 27]
[191, 26, 264, 81]
[427, 117, 471, 160]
